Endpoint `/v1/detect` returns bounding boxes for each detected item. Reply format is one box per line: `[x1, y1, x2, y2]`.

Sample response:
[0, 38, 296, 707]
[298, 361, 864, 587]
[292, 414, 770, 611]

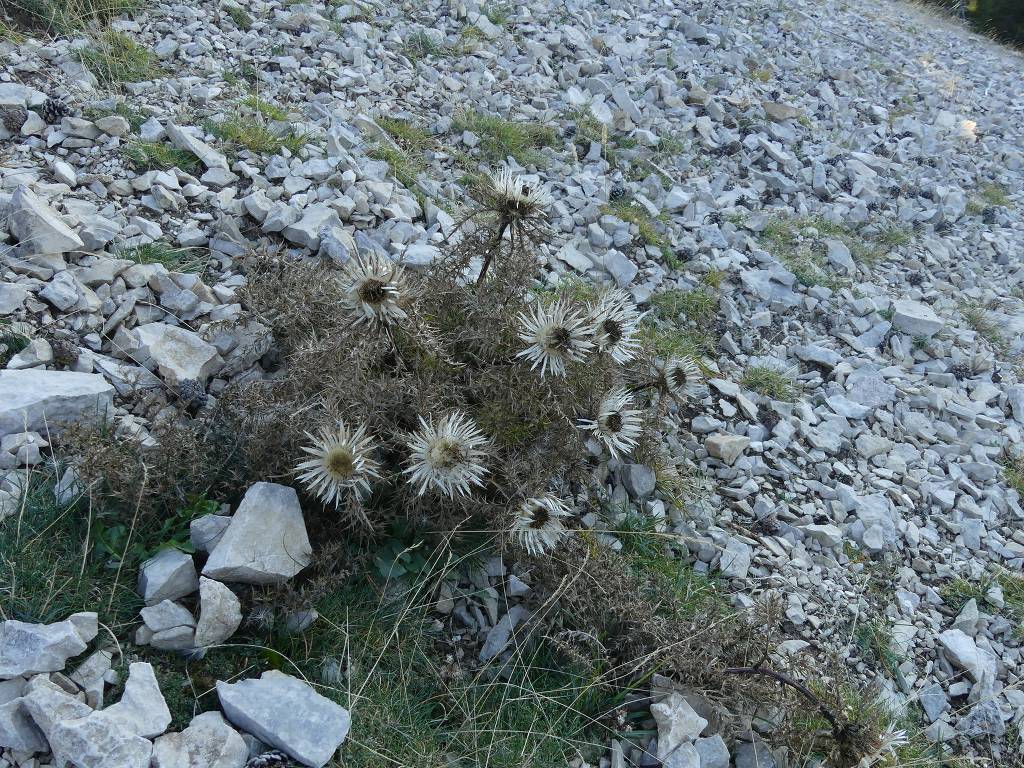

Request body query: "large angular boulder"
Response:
[0, 612, 98, 679]
[217, 671, 350, 767]
[892, 299, 944, 338]
[22, 676, 153, 768]
[202, 483, 312, 585]
[0, 370, 114, 440]
[9, 185, 84, 257]
[151, 711, 248, 768]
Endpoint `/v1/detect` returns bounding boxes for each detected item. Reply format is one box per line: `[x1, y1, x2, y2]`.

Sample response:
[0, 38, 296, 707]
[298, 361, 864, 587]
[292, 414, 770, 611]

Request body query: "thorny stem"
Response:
[723, 666, 843, 738]
[475, 217, 510, 289]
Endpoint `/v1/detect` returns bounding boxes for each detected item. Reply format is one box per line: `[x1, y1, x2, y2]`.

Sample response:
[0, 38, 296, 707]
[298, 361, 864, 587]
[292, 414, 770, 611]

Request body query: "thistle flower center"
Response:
[601, 318, 622, 343]
[671, 368, 691, 388]
[547, 326, 572, 351]
[429, 438, 465, 470]
[325, 447, 355, 479]
[605, 413, 623, 433]
[358, 278, 389, 305]
[529, 503, 551, 529]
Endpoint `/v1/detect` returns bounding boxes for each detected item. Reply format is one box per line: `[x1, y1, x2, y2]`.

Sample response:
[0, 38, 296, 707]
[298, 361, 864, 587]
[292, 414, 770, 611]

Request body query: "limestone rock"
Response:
[203, 483, 312, 585]
[139, 548, 199, 606]
[151, 711, 248, 768]
[194, 578, 243, 647]
[651, 692, 707, 759]
[103, 662, 172, 738]
[217, 670, 351, 767]
[0, 612, 98, 680]
[9, 185, 84, 256]
[0, 370, 114, 440]
[705, 434, 750, 465]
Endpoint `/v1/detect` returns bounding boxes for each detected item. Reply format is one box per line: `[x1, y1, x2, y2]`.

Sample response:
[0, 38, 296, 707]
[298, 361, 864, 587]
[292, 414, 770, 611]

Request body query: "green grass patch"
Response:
[651, 288, 718, 323]
[759, 215, 909, 286]
[378, 116, 432, 151]
[117, 241, 208, 273]
[368, 145, 423, 191]
[80, 30, 160, 87]
[0, 323, 31, 368]
[122, 140, 199, 173]
[960, 300, 1006, 350]
[258, 552, 613, 768]
[602, 199, 673, 263]
[207, 114, 308, 156]
[484, 3, 512, 26]
[1, 18, 25, 42]
[241, 95, 289, 122]
[5, 0, 139, 34]
[0, 466, 141, 627]
[979, 182, 1011, 207]
[223, 4, 252, 29]
[639, 321, 715, 360]
[942, 563, 1024, 637]
[402, 30, 450, 61]
[741, 365, 796, 401]
[453, 109, 557, 166]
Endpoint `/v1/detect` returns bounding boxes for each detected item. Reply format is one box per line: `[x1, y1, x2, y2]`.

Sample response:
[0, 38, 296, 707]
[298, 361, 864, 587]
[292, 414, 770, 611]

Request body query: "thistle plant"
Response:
[228, 171, 705, 547]
[464, 168, 553, 286]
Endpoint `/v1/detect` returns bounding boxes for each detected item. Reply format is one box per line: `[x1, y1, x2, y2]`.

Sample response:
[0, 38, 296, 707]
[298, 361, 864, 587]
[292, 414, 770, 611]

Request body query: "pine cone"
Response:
[949, 362, 973, 381]
[1, 105, 26, 133]
[39, 97, 71, 125]
[177, 378, 208, 409]
[49, 336, 79, 368]
[246, 750, 291, 768]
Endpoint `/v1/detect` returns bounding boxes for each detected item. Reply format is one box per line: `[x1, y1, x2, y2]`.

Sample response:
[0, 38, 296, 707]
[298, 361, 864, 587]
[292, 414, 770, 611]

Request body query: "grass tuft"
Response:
[453, 109, 557, 166]
[602, 199, 673, 263]
[117, 240, 208, 273]
[122, 139, 199, 172]
[80, 30, 160, 86]
[241, 95, 289, 122]
[223, 4, 252, 30]
[741, 365, 796, 401]
[651, 288, 718, 323]
[207, 113, 308, 156]
[6, 0, 139, 34]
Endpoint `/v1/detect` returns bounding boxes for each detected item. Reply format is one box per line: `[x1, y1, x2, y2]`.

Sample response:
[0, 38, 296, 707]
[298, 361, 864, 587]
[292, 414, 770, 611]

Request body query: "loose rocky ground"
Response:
[1, 0, 1023, 766]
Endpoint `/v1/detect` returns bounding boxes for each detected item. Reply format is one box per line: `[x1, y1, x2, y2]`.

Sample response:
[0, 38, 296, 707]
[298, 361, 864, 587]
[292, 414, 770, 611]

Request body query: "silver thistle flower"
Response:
[589, 289, 643, 364]
[857, 723, 908, 767]
[295, 421, 381, 507]
[578, 388, 644, 459]
[341, 253, 408, 325]
[659, 356, 704, 399]
[512, 495, 571, 555]
[516, 299, 593, 377]
[486, 168, 553, 219]
[404, 411, 489, 497]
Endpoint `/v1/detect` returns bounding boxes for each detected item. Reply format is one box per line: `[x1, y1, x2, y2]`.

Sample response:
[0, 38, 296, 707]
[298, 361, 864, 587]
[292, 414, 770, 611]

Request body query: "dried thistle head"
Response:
[516, 299, 593, 377]
[295, 420, 381, 507]
[577, 387, 644, 459]
[404, 411, 489, 498]
[341, 253, 409, 326]
[588, 289, 643, 364]
[511, 495, 571, 555]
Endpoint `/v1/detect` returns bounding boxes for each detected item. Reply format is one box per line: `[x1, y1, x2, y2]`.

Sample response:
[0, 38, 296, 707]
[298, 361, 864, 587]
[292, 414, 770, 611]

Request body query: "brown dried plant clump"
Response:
[226, 170, 702, 545]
